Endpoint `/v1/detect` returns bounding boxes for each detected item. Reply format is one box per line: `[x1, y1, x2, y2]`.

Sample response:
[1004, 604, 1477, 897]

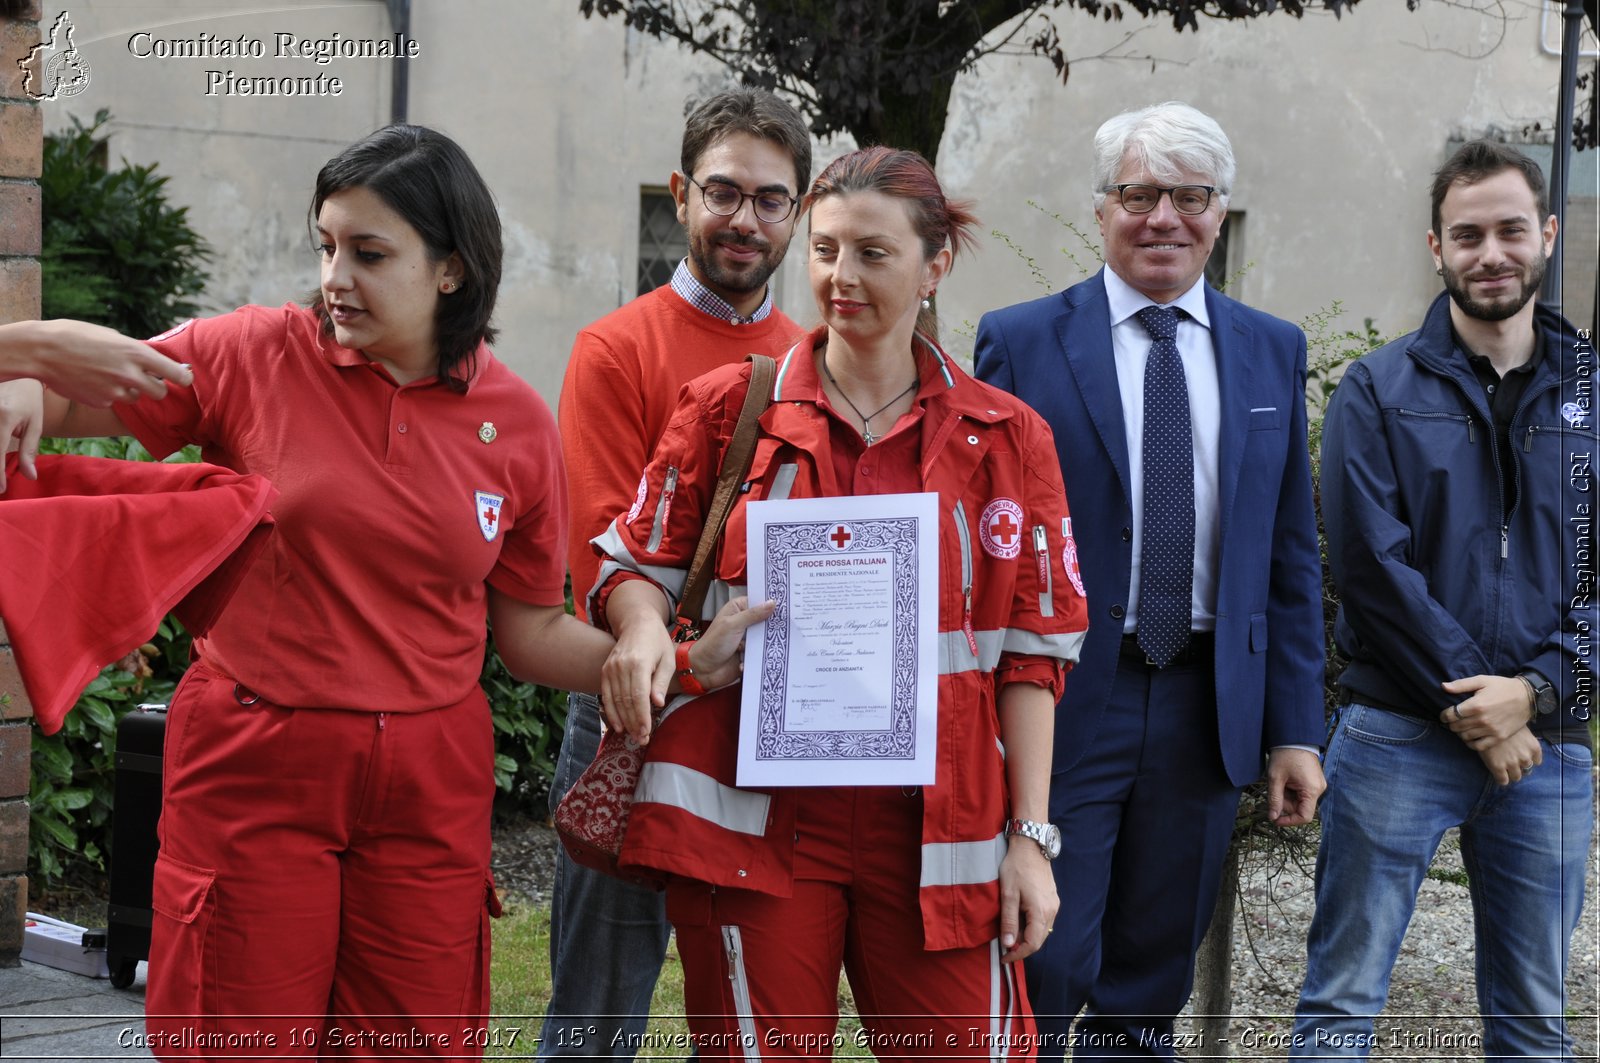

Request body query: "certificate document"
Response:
[737, 492, 939, 787]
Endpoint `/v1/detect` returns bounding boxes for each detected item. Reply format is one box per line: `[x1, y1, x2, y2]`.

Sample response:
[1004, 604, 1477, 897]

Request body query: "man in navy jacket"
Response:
[1291, 140, 1594, 1059]
[975, 102, 1327, 1060]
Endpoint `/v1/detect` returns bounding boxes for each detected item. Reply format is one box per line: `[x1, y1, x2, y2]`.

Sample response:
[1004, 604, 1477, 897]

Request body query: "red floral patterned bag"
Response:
[552, 722, 660, 884]
[553, 356, 773, 882]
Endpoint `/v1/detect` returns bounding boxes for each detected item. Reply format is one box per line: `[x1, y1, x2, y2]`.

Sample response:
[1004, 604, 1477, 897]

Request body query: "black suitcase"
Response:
[106, 703, 166, 989]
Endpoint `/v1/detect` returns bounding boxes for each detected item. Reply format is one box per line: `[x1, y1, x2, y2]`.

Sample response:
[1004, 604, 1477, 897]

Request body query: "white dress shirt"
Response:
[1103, 268, 1221, 635]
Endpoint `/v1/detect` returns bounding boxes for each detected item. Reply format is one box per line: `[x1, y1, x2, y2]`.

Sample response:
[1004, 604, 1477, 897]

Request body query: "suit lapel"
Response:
[1058, 273, 1132, 502]
[1208, 287, 1254, 544]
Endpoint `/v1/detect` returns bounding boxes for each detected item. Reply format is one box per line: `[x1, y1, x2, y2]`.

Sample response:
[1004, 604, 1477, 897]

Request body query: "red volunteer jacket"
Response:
[593, 335, 1088, 950]
[0, 453, 276, 733]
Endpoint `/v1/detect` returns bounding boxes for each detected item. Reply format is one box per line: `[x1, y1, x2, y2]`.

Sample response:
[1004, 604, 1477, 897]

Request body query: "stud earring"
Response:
[921, 298, 931, 310]
[1435, 267, 1443, 276]
[442, 282, 457, 293]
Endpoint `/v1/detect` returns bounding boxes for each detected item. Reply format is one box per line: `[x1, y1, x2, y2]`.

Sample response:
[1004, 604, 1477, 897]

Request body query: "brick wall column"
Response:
[0, 0, 43, 968]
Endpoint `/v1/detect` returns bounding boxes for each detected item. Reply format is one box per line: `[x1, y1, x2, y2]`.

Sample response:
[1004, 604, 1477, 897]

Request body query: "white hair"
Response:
[1091, 101, 1235, 212]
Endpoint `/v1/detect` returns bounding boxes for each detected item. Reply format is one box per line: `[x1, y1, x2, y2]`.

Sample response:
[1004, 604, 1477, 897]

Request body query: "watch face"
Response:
[1011, 820, 1061, 859]
[1527, 674, 1558, 716]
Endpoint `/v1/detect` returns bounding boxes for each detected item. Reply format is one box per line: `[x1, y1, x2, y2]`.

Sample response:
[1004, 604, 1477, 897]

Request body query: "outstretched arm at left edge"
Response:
[1, 320, 190, 491]
[0, 319, 192, 404]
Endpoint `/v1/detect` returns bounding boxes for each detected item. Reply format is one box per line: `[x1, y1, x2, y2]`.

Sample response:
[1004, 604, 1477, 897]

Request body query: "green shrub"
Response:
[484, 579, 577, 819]
[28, 616, 189, 889]
[40, 108, 209, 335]
[484, 640, 568, 818]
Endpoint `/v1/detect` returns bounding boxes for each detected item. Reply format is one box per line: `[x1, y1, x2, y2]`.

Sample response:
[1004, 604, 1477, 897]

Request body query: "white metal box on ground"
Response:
[22, 912, 111, 979]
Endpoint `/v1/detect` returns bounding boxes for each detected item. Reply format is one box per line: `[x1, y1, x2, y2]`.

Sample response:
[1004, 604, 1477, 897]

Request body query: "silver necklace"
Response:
[821, 359, 918, 446]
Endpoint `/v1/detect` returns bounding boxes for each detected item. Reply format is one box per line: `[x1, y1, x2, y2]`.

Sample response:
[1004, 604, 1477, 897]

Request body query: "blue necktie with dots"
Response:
[1134, 304, 1193, 667]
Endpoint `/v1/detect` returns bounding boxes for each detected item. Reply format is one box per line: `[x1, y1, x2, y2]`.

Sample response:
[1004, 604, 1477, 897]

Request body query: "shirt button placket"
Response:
[386, 392, 410, 464]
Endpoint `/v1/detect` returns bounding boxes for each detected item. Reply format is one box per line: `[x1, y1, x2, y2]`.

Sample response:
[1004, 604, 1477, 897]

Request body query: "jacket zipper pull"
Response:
[660, 467, 679, 528]
[376, 712, 386, 731]
[1500, 526, 1509, 560]
[1467, 419, 1476, 444]
[1032, 524, 1055, 617]
[963, 586, 978, 657]
[1524, 426, 1536, 453]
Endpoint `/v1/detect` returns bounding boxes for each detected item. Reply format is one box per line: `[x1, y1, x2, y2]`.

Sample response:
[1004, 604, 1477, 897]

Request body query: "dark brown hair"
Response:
[1431, 140, 1548, 237]
[681, 89, 812, 197]
[309, 125, 501, 391]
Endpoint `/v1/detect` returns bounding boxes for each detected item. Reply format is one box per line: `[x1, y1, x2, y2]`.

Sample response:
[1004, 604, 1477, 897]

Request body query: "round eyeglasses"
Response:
[1104, 183, 1217, 216]
[686, 174, 798, 225]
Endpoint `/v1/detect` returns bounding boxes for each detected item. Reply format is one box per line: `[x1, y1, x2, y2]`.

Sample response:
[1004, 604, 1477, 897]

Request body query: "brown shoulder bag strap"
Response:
[677, 353, 776, 624]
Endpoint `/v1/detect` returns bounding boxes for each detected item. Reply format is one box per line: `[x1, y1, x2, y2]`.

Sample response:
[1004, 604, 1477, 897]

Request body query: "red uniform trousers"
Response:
[667, 786, 1036, 1062]
[145, 661, 498, 1061]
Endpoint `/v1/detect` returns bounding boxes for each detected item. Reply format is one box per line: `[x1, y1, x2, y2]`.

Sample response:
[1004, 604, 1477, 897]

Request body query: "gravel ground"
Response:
[493, 808, 1600, 1061]
[1174, 825, 1599, 1061]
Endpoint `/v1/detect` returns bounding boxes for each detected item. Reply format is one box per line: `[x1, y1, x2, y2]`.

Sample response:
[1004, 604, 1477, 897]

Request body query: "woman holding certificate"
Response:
[592, 146, 1089, 1059]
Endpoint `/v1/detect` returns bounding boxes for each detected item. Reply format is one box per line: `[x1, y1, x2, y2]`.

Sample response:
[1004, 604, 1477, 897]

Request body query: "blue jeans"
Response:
[537, 691, 672, 1060]
[1292, 703, 1593, 1061]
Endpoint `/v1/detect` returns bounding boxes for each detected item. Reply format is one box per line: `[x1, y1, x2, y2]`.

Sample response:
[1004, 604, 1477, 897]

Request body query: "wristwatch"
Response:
[1519, 671, 1557, 719]
[1005, 818, 1061, 860]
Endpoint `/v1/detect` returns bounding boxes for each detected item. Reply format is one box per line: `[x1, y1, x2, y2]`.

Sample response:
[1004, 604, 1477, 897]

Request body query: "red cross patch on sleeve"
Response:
[979, 498, 1023, 560]
[626, 473, 648, 524]
[1062, 516, 1085, 596]
[475, 490, 505, 543]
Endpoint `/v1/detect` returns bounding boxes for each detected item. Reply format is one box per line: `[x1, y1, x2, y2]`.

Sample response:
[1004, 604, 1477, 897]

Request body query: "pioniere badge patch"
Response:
[475, 491, 505, 543]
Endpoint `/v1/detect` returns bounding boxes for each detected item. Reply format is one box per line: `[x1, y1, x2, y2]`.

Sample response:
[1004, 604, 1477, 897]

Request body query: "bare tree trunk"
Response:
[1193, 840, 1241, 1059]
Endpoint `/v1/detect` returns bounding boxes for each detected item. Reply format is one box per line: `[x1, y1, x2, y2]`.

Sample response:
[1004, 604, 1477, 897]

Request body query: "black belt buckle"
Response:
[1120, 633, 1162, 669]
[1123, 631, 1209, 669]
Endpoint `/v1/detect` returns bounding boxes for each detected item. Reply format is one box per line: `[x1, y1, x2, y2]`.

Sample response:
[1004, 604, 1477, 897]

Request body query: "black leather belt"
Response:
[1119, 630, 1215, 669]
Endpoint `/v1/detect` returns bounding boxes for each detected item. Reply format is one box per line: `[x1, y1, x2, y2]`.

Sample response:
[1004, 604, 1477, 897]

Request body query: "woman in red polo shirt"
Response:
[0, 124, 759, 1059]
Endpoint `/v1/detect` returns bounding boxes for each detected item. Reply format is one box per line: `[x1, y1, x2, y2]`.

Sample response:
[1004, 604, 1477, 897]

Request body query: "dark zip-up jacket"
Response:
[1323, 293, 1595, 745]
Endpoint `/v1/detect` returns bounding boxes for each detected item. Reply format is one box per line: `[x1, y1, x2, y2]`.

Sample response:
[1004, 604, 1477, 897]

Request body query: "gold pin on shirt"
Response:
[479, 422, 497, 444]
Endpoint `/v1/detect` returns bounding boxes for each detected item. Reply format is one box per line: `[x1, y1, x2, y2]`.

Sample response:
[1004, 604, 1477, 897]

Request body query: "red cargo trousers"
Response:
[144, 661, 498, 1060]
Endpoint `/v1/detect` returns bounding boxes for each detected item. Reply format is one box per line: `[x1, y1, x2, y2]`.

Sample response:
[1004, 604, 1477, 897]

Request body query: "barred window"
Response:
[637, 188, 686, 295]
[1205, 212, 1241, 294]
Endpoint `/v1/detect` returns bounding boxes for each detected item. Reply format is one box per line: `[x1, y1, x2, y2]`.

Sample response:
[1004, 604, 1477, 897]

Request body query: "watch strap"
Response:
[1006, 818, 1059, 859]
[676, 640, 707, 697]
[1519, 671, 1555, 717]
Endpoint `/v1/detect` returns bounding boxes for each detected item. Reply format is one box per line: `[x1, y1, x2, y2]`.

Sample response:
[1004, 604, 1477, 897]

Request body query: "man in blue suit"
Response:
[975, 102, 1327, 1060]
